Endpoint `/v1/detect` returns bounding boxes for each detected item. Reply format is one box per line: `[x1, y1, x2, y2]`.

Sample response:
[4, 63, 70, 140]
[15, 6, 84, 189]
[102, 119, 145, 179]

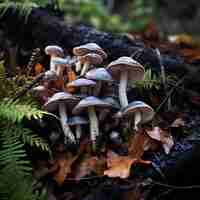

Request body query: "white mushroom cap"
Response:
[44, 92, 78, 112]
[120, 101, 154, 124]
[72, 96, 112, 115]
[73, 43, 107, 59]
[45, 45, 64, 57]
[107, 56, 144, 81]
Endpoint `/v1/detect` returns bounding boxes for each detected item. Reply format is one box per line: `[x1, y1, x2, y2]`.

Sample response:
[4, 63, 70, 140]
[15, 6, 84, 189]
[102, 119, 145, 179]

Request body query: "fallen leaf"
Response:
[35, 63, 44, 75]
[104, 151, 150, 179]
[53, 152, 78, 185]
[146, 127, 174, 154]
[75, 155, 106, 180]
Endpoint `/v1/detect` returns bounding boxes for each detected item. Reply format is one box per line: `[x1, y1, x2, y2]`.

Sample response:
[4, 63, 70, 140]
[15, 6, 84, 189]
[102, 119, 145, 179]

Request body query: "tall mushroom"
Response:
[85, 67, 113, 96]
[118, 101, 154, 130]
[45, 45, 64, 72]
[44, 92, 79, 143]
[107, 57, 144, 108]
[67, 116, 88, 141]
[72, 96, 111, 150]
[73, 43, 107, 73]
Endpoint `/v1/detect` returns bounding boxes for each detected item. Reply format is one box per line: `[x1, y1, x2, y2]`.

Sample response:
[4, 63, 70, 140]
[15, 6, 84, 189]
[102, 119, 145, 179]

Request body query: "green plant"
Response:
[134, 68, 161, 90]
[0, 62, 50, 200]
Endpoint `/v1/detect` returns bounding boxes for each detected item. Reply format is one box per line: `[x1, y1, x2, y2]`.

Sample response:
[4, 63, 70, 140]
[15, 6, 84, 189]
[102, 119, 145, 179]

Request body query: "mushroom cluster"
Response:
[33, 43, 155, 151]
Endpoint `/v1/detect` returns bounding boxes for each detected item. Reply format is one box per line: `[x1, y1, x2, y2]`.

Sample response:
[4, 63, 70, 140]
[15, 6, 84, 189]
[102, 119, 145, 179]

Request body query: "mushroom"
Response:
[67, 78, 96, 96]
[73, 43, 107, 73]
[44, 92, 79, 143]
[79, 53, 103, 76]
[117, 101, 154, 131]
[51, 57, 68, 79]
[67, 116, 88, 141]
[32, 85, 52, 103]
[45, 45, 64, 72]
[72, 96, 111, 150]
[85, 67, 113, 96]
[107, 57, 144, 108]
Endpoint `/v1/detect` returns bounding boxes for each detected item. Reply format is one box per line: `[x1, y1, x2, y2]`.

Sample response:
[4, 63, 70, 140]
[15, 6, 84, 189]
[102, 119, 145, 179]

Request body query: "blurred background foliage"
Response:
[0, 0, 156, 32]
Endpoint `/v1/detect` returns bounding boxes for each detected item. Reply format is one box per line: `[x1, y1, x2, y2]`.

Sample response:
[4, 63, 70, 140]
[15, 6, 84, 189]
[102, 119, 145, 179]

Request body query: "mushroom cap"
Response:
[51, 57, 68, 65]
[44, 92, 78, 112]
[33, 85, 46, 92]
[79, 53, 103, 65]
[107, 56, 145, 81]
[73, 43, 107, 59]
[67, 116, 88, 126]
[121, 101, 154, 123]
[85, 68, 113, 82]
[72, 96, 112, 115]
[45, 45, 64, 57]
[67, 78, 96, 88]
[43, 70, 58, 80]
[101, 97, 120, 110]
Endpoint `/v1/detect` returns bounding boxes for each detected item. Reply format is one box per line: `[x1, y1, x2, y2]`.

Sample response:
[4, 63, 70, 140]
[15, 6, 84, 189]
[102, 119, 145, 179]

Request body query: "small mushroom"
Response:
[85, 67, 112, 96]
[67, 116, 88, 141]
[107, 57, 144, 108]
[45, 45, 64, 72]
[43, 70, 58, 81]
[44, 92, 79, 143]
[73, 43, 107, 73]
[67, 78, 96, 96]
[118, 101, 154, 130]
[51, 57, 68, 79]
[32, 85, 52, 103]
[80, 53, 103, 76]
[72, 96, 111, 150]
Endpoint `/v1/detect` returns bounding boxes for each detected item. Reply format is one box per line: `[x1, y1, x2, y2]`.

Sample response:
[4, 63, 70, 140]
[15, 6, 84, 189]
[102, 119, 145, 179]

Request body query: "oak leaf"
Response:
[104, 151, 151, 179]
[75, 156, 106, 180]
[53, 152, 78, 185]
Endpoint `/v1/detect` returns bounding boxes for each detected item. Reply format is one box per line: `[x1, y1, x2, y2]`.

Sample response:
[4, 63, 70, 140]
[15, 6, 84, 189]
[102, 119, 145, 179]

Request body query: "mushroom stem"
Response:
[50, 59, 56, 72]
[134, 111, 142, 131]
[81, 62, 90, 76]
[88, 106, 99, 151]
[58, 102, 76, 143]
[76, 125, 82, 140]
[119, 71, 128, 107]
[93, 81, 101, 96]
[75, 57, 82, 72]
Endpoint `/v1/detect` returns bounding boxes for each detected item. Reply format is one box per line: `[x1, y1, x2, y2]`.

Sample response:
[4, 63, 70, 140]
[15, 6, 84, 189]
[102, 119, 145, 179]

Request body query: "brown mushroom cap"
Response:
[72, 96, 112, 115]
[120, 101, 154, 123]
[45, 45, 64, 57]
[73, 43, 107, 59]
[79, 53, 103, 65]
[107, 56, 145, 81]
[44, 92, 78, 112]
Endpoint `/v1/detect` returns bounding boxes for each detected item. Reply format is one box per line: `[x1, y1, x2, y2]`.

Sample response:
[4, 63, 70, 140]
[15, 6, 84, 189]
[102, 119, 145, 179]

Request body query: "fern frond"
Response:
[0, 99, 48, 123]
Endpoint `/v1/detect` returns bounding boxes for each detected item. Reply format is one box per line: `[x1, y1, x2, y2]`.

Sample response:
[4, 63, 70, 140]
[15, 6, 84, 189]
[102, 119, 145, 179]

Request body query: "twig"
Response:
[155, 75, 187, 115]
[155, 48, 171, 110]
[13, 72, 45, 101]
